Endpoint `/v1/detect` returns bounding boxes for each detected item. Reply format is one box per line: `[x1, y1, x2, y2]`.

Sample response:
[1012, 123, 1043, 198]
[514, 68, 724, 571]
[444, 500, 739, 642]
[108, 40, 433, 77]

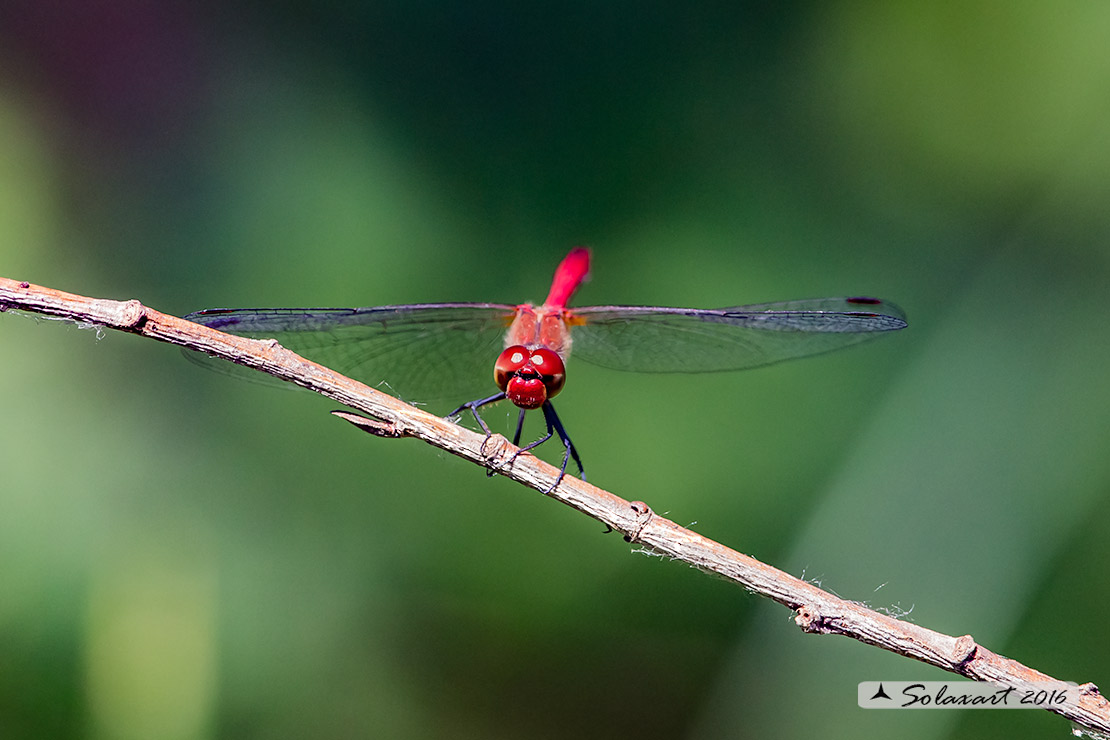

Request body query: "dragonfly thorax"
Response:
[494, 345, 566, 410]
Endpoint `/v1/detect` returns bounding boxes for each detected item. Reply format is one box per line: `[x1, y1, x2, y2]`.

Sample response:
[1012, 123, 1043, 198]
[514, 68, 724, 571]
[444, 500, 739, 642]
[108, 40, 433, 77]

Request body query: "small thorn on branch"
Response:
[119, 299, 147, 329]
[624, 500, 654, 542]
[795, 604, 830, 633]
[952, 634, 978, 665]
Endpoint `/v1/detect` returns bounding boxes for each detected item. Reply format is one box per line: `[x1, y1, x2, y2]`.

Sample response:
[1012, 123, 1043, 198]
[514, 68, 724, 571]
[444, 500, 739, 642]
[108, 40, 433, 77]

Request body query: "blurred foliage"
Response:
[2, 2, 1109, 739]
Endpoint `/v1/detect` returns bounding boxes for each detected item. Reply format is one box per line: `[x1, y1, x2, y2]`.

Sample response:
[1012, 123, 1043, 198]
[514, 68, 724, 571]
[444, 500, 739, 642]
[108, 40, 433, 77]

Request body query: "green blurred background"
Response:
[2, 2, 1109, 738]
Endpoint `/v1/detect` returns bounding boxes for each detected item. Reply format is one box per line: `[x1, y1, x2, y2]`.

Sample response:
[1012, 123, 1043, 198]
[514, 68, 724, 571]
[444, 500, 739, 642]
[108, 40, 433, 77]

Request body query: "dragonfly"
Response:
[183, 247, 906, 489]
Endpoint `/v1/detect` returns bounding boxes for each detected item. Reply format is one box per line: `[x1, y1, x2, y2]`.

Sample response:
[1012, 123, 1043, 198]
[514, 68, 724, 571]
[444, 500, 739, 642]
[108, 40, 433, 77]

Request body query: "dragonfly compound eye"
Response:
[527, 348, 566, 398]
[494, 345, 566, 409]
[495, 345, 530, 391]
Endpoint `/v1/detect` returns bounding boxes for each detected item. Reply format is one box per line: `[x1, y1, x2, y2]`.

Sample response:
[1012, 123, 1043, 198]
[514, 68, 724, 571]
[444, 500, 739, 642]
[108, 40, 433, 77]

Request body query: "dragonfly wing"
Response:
[567, 298, 906, 373]
[182, 303, 517, 408]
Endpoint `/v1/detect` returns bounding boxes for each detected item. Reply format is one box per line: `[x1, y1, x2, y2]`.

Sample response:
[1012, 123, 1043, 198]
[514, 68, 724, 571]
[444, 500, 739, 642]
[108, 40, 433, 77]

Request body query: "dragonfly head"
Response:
[495, 345, 566, 409]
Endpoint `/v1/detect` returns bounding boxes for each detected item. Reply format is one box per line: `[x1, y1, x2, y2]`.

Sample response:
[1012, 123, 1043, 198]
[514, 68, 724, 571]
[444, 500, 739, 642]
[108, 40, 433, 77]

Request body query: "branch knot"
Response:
[624, 500, 654, 542]
[795, 604, 835, 633]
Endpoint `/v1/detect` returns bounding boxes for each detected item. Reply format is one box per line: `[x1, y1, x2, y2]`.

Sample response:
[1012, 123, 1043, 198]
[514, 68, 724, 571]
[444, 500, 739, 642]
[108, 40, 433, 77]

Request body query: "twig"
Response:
[2, 275, 1106, 734]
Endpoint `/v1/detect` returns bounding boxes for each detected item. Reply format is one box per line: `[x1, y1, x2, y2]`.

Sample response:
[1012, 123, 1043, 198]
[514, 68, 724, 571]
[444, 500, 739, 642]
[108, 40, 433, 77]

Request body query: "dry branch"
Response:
[2, 275, 1107, 734]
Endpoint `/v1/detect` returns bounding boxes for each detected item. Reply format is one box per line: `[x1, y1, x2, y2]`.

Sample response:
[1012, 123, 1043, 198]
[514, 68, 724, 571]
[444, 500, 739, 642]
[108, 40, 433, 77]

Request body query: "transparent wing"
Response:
[567, 297, 907, 373]
[182, 303, 517, 408]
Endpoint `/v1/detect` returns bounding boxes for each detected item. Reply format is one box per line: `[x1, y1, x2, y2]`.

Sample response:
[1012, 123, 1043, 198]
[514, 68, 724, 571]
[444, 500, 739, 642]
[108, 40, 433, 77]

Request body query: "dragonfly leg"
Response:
[447, 392, 507, 471]
[504, 401, 584, 492]
[507, 413, 553, 467]
[542, 401, 585, 486]
[511, 408, 527, 447]
[488, 408, 529, 479]
[447, 392, 505, 435]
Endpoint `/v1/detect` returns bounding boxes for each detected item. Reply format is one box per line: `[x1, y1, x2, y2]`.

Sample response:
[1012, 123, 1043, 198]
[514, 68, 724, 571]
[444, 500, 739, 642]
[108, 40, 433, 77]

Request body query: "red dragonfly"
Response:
[184, 247, 906, 488]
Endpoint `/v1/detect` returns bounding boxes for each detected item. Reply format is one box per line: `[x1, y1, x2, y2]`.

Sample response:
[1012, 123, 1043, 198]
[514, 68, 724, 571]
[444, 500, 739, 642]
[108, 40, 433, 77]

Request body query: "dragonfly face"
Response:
[494, 346, 566, 410]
